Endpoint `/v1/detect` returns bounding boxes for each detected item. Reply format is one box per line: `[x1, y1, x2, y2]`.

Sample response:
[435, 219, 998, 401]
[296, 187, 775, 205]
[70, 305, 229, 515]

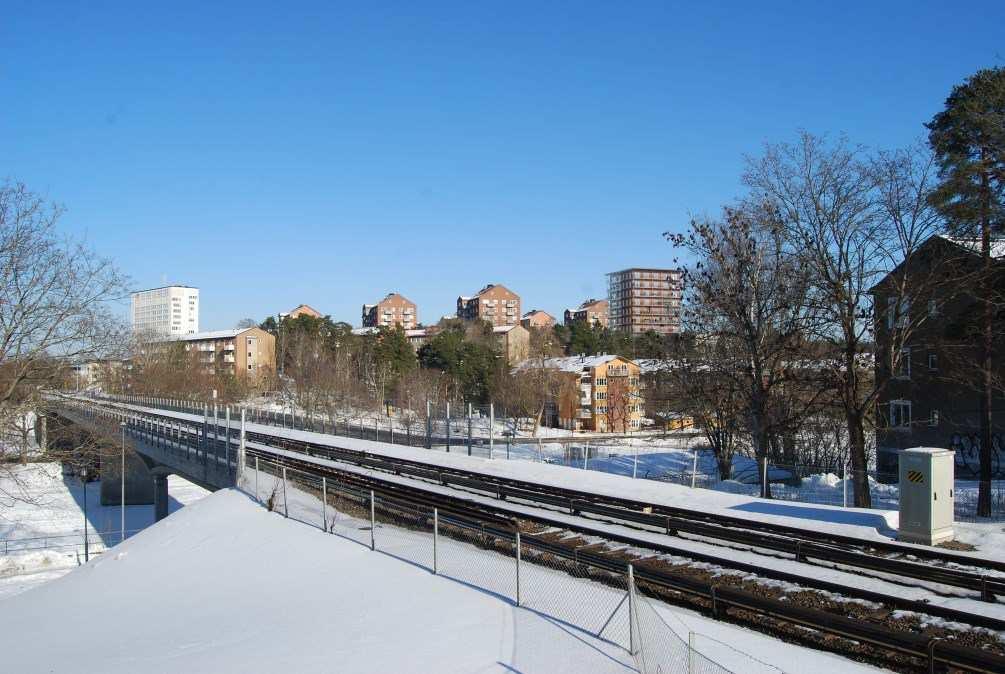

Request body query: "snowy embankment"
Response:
[0, 489, 881, 673]
[242, 420, 1005, 560]
[0, 463, 208, 597]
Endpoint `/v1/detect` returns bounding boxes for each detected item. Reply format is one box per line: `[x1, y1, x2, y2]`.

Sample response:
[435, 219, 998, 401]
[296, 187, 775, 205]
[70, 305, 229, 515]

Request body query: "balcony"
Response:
[223, 354, 235, 363]
[223, 343, 235, 351]
[576, 409, 593, 419]
[197, 344, 215, 352]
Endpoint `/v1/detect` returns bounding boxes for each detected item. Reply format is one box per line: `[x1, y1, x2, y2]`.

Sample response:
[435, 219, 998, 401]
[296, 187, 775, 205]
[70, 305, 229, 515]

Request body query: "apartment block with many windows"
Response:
[520, 355, 643, 433]
[564, 298, 609, 328]
[172, 327, 276, 385]
[457, 284, 520, 327]
[131, 285, 199, 337]
[362, 293, 418, 329]
[607, 268, 682, 335]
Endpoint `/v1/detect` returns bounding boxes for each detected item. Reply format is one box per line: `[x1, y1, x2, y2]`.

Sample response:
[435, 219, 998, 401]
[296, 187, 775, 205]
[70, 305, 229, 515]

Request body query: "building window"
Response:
[895, 348, 911, 379]
[887, 296, 909, 329]
[890, 400, 911, 429]
[595, 391, 606, 400]
[928, 353, 938, 370]
[929, 409, 940, 427]
[928, 299, 938, 317]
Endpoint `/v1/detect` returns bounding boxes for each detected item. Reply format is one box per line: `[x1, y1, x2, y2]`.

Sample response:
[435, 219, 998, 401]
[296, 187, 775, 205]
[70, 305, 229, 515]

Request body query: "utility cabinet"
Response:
[897, 447, 955, 546]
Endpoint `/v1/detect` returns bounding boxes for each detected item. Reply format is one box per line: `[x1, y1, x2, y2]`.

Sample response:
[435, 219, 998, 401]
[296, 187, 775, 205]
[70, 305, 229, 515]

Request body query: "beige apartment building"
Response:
[521, 309, 556, 329]
[362, 292, 418, 329]
[175, 327, 276, 385]
[494, 324, 530, 364]
[564, 299, 609, 328]
[607, 268, 683, 335]
[457, 284, 521, 327]
[520, 355, 643, 432]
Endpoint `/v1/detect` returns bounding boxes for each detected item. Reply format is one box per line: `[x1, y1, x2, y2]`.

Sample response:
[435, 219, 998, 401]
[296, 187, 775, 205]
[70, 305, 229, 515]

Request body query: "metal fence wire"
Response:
[238, 455, 761, 674]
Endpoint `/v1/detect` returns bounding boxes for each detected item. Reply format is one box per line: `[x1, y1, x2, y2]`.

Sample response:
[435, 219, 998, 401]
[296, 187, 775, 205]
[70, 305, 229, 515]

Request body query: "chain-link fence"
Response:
[233, 455, 790, 673]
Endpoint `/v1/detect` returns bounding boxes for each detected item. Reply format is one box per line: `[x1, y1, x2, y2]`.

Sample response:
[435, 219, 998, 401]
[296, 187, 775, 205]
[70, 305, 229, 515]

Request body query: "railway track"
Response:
[57, 396, 1005, 672]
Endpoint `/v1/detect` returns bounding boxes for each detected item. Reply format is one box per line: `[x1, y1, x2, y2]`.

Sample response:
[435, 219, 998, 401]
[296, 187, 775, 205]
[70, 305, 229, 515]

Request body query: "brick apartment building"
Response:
[362, 293, 418, 329]
[564, 299, 609, 328]
[282, 304, 321, 320]
[494, 324, 530, 364]
[457, 284, 521, 328]
[872, 234, 1005, 477]
[520, 354, 643, 432]
[173, 327, 276, 386]
[607, 268, 683, 335]
[521, 309, 556, 329]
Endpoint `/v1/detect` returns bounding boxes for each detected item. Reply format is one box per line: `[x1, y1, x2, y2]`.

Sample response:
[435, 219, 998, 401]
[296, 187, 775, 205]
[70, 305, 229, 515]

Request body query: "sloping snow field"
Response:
[0, 489, 884, 673]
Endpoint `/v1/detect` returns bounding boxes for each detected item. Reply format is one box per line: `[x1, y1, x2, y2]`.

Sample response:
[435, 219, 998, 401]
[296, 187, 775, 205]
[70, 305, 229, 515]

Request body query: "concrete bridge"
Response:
[48, 395, 243, 520]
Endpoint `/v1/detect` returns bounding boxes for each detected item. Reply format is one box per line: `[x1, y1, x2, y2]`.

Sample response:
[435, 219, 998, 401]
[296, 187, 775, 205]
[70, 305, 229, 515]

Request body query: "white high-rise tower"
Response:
[131, 285, 200, 337]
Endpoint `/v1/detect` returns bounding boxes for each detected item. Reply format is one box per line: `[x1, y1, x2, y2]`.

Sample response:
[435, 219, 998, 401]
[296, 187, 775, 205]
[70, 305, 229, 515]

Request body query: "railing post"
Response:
[239, 408, 246, 483]
[688, 631, 695, 673]
[425, 400, 432, 449]
[225, 406, 232, 478]
[321, 476, 328, 532]
[282, 466, 288, 518]
[843, 461, 849, 508]
[433, 508, 439, 574]
[691, 448, 698, 489]
[370, 490, 376, 551]
[254, 456, 260, 502]
[467, 403, 473, 456]
[515, 530, 521, 606]
[628, 563, 636, 655]
[489, 403, 494, 460]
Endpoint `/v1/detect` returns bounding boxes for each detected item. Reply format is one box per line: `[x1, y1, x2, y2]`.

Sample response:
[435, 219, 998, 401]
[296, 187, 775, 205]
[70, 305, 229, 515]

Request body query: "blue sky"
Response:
[4, 2, 1004, 329]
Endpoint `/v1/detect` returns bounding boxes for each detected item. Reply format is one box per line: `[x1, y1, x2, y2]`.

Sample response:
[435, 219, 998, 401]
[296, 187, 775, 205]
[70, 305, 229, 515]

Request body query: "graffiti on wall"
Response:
[949, 433, 1005, 478]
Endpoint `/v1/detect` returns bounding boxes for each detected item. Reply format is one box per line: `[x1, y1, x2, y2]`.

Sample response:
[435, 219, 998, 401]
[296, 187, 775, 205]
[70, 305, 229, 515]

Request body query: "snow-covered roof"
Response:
[939, 235, 1005, 259]
[171, 329, 245, 342]
[515, 354, 631, 372]
[352, 327, 379, 335]
[493, 325, 518, 333]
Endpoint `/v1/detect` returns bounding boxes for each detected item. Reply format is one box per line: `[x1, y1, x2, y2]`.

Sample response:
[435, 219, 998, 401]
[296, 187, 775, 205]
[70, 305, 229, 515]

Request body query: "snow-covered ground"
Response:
[0, 488, 882, 673]
[0, 462, 208, 598]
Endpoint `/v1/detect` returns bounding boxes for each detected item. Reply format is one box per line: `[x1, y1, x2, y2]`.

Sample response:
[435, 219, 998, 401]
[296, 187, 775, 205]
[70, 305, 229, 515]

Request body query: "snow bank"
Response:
[0, 489, 881, 673]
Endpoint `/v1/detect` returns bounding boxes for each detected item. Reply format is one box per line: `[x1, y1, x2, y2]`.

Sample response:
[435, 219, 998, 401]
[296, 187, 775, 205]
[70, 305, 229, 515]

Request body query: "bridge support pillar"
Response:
[154, 474, 169, 521]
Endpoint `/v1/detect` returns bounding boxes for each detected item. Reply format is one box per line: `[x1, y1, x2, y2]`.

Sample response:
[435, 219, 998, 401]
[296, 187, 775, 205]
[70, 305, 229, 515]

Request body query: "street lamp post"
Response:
[120, 421, 127, 544]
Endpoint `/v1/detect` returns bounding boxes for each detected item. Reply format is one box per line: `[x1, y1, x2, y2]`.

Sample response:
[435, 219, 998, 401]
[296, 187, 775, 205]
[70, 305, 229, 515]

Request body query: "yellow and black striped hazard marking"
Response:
[906, 470, 925, 484]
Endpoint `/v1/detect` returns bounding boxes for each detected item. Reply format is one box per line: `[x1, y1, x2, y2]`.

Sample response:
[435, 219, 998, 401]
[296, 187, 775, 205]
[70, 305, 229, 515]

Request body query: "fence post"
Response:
[433, 508, 439, 574]
[515, 530, 521, 606]
[239, 408, 246, 483]
[425, 400, 432, 449]
[255, 456, 259, 502]
[489, 403, 494, 460]
[282, 466, 288, 518]
[445, 401, 450, 452]
[225, 406, 232, 478]
[843, 461, 849, 508]
[628, 563, 636, 655]
[689, 631, 695, 673]
[691, 448, 698, 489]
[370, 490, 376, 551]
[322, 476, 328, 532]
[467, 403, 473, 456]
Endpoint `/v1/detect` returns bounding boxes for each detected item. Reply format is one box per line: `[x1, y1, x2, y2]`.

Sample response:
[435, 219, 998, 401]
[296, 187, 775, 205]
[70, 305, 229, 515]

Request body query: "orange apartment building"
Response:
[174, 327, 276, 386]
[522, 354, 643, 432]
[521, 309, 556, 329]
[607, 268, 683, 335]
[457, 284, 521, 328]
[362, 292, 418, 329]
[564, 299, 609, 328]
[283, 304, 322, 320]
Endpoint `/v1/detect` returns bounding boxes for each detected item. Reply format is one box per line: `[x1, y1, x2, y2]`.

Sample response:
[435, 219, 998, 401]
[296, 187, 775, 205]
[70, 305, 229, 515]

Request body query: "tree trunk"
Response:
[753, 429, 772, 499]
[846, 410, 871, 508]
[979, 170, 993, 517]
